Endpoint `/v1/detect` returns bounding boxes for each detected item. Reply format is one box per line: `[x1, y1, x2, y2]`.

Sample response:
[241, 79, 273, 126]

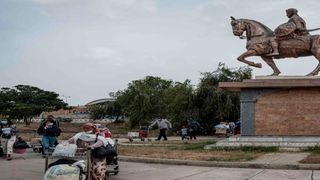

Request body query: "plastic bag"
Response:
[52, 142, 77, 157]
[44, 164, 81, 180]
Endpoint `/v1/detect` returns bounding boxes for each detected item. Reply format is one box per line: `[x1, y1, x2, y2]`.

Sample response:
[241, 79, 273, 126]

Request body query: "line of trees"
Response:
[0, 63, 251, 132]
[0, 85, 67, 125]
[93, 63, 251, 133]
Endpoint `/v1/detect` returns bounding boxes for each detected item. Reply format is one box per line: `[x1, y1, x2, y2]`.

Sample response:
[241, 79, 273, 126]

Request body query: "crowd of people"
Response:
[0, 115, 240, 179]
[0, 116, 117, 180]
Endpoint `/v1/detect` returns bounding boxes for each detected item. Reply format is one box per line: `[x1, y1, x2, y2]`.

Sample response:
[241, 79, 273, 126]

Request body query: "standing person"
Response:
[180, 126, 189, 140]
[188, 119, 200, 140]
[228, 121, 236, 136]
[149, 118, 172, 141]
[0, 120, 16, 160]
[37, 115, 61, 156]
[68, 123, 109, 180]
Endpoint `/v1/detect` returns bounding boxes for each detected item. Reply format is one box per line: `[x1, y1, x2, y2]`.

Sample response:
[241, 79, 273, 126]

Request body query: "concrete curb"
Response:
[119, 156, 320, 170]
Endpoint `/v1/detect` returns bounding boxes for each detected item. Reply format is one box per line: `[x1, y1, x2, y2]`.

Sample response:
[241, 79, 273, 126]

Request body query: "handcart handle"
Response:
[87, 149, 91, 180]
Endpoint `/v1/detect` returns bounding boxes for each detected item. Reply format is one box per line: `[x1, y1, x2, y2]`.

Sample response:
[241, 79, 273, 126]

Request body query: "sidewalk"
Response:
[119, 152, 320, 170]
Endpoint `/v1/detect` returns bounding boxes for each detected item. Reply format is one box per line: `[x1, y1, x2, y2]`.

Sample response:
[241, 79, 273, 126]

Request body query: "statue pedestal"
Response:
[219, 76, 320, 136]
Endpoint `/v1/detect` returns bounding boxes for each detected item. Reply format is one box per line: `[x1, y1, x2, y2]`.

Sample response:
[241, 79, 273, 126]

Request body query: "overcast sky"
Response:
[1, 0, 320, 106]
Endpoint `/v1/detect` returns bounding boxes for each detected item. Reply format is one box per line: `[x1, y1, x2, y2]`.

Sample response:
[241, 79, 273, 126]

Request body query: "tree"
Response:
[116, 76, 173, 128]
[163, 80, 195, 129]
[0, 85, 67, 125]
[194, 63, 252, 133]
[89, 100, 124, 122]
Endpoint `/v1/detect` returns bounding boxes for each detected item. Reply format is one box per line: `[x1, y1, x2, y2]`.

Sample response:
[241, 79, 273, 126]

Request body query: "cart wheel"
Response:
[141, 138, 145, 141]
[33, 148, 38, 153]
[114, 166, 119, 175]
[105, 172, 110, 180]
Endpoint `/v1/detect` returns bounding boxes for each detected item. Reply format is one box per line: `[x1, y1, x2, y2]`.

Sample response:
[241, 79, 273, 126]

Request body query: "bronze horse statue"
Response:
[230, 16, 320, 76]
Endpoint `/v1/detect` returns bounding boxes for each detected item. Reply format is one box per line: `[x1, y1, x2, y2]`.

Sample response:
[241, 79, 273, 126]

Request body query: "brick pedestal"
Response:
[219, 77, 320, 136]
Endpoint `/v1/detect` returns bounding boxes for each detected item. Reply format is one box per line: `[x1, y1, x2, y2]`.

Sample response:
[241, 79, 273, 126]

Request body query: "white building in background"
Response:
[33, 97, 120, 123]
[85, 98, 116, 106]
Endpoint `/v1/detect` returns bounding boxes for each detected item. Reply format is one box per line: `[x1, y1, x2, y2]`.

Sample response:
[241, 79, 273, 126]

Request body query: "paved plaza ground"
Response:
[0, 157, 319, 180]
[1, 137, 320, 180]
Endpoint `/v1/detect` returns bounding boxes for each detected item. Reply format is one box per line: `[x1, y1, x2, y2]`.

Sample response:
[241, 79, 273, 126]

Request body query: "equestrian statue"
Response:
[231, 8, 320, 76]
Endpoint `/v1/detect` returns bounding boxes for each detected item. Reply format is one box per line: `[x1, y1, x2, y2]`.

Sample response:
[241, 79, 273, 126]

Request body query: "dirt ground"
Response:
[300, 153, 320, 164]
[15, 122, 131, 141]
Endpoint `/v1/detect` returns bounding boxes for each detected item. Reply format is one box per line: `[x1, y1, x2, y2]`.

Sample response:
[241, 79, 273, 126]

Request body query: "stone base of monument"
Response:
[215, 76, 320, 150]
[219, 76, 320, 136]
[205, 136, 320, 151]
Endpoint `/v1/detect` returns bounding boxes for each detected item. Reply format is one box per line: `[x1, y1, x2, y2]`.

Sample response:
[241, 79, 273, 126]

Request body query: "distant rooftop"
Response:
[85, 98, 116, 106]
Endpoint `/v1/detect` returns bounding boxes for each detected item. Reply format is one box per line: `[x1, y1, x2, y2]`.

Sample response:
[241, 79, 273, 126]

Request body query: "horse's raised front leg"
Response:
[237, 49, 262, 68]
[261, 56, 281, 76]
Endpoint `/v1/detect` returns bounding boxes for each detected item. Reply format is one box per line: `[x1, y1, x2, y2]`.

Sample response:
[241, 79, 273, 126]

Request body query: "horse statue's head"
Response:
[230, 16, 273, 39]
[230, 16, 246, 37]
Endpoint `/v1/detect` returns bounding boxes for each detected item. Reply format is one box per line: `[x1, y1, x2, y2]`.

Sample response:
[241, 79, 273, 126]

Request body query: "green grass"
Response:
[120, 139, 217, 151]
[238, 146, 279, 152]
[170, 140, 216, 151]
[118, 140, 271, 162]
[210, 146, 279, 153]
[303, 146, 320, 153]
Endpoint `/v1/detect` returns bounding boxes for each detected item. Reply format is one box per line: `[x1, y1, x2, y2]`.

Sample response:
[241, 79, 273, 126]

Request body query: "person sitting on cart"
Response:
[149, 117, 172, 141]
[68, 123, 109, 180]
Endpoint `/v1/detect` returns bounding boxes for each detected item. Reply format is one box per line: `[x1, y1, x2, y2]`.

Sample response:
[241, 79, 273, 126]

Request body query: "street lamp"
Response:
[61, 95, 71, 104]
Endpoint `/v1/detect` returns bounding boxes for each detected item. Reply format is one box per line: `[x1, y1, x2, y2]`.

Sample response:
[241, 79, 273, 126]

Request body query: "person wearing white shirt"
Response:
[149, 118, 172, 141]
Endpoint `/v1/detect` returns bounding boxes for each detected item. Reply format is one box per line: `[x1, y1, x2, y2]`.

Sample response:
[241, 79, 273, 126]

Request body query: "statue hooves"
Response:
[270, 73, 280, 76]
[268, 72, 280, 76]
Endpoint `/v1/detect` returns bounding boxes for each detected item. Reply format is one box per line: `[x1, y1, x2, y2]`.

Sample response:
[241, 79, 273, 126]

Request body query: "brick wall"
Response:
[255, 88, 320, 135]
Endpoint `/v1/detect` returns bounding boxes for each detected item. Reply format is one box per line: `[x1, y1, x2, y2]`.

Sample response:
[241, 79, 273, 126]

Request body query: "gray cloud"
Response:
[1, 0, 319, 105]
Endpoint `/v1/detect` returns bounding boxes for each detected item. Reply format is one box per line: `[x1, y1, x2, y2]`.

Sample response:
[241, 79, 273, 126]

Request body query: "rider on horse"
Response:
[269, 8, 310, 56]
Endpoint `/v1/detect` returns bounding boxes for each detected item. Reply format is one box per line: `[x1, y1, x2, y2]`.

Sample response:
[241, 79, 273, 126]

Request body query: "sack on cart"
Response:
[44, 160, 86, 180]
[52, 142, 77, 157]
